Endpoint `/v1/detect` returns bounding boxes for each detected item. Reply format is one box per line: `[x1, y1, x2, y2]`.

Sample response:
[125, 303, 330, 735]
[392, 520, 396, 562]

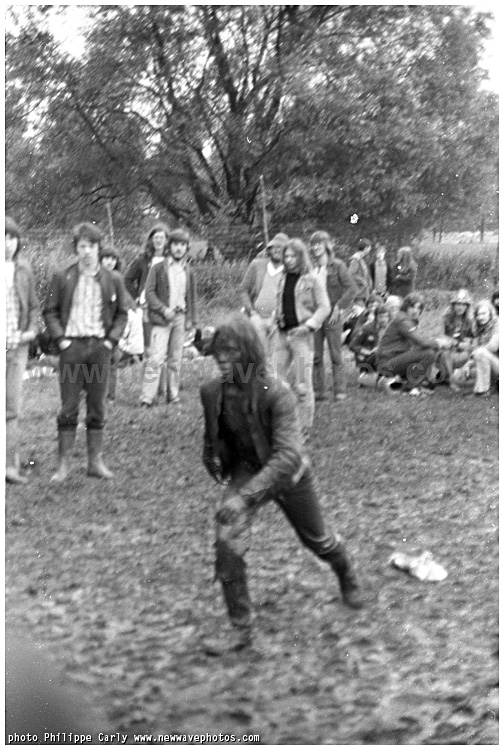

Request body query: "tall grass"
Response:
[21, 232, 498, 313]
[415, 240, 498, 296]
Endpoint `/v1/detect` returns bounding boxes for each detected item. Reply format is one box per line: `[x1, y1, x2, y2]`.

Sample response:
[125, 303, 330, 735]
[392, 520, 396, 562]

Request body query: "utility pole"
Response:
[259, 175, 269, 248]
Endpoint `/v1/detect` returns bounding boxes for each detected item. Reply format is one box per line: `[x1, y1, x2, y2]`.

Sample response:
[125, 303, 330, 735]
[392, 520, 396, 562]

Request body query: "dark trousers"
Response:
[377, 348, 437, 385]
[57, 338, 111, 431]
[216, 465, 340, 580]
[313, 316, 345, 396]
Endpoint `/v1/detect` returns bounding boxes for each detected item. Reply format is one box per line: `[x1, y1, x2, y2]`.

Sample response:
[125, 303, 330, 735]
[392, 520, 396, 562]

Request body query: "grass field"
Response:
[5, 304, 499, 744]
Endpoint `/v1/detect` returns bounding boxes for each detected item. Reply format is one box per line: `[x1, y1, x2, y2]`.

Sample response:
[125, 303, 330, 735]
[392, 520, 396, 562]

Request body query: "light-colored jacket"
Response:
[240, 257, 269, 313]
[276, 271, 330, 331]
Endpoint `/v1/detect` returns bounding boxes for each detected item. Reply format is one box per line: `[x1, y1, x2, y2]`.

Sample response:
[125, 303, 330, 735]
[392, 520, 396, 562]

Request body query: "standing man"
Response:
[348, 238, 373, 301]
[271, 239, 330, 436]
[309, 231, 356, 401]
[240, 232, 288, 356]
[44, 222, 128, 483]
[5, 216, 40, 484]
[200, 314, 362, 655]
[140, 229, 198, 406]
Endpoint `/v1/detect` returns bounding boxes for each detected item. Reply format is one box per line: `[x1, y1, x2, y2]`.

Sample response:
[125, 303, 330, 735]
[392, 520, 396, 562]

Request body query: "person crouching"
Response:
[200, 314, 362, 655]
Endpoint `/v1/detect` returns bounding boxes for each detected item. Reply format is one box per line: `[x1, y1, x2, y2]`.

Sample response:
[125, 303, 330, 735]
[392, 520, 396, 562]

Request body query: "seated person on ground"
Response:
[441, 289, 475, 390]
[456, 299, 499, 397]
[376, 293, 450, 393]
[384, 294, 403, 320]
[350, 304, 391, 373]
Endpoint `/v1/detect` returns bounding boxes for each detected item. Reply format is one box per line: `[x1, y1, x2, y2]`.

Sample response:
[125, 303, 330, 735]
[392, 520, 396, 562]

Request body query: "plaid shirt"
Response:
[65, 270, 105, 338]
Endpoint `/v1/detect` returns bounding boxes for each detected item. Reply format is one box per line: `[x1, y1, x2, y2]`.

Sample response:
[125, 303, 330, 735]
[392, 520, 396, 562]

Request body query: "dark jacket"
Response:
[124, 254, 152, 301]
[13, 259, 40, 334]
[43, 261, 128, 345]
[390, 264, 417, 298]
[376, 311, 438, 365]
[369, 260, 393, 293]
[348, 253, 372, 300]
[350, 320, 385, 360]
[145, 260, 198, 327]
[324, 257, 356, 310]
[200, 375, 309, 504]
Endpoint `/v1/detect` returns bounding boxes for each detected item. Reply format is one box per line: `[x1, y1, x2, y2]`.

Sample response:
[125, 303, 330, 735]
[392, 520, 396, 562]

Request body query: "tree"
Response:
[6, 5, 497, 252]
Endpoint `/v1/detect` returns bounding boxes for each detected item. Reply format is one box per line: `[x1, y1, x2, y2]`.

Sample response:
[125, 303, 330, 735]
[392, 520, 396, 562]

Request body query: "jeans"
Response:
[249, 311, 276, 359]
[57, 338, 112, 431]
[6, 344, 29, 468]
[216, 465, 341, 574]
[313, 316, 345, 396]
[140, 313, 186, 403]
[270, 329, 315, 432]
[473, 347, 499, 393]
[378, 348, 438, 386]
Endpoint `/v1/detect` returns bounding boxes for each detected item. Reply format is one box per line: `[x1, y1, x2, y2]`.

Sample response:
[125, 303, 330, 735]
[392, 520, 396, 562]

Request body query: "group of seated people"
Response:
[346, 288, 499, 397]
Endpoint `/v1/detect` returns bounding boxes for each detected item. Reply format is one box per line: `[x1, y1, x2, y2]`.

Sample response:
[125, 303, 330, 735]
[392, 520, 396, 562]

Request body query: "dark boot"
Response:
[50, 430, 76, 484]
[86, 430, 114, 479]
[203, 577, 252, 656]
[203, 542, 253, 655]
[326, 541, 363, 609]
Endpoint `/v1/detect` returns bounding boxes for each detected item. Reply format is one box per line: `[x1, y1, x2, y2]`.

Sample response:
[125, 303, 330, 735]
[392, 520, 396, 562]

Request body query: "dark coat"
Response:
[13, 259, 40, 334]
[43, 261, 128, 345]
[145, 260, 198, 327]
[124, 254, 152, 301]
[324, 257, 356, 310]
[200, 375, 309, 504]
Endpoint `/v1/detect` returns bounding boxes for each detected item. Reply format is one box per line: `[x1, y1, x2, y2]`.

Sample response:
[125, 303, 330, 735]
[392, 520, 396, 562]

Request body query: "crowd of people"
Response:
[5, 216, 499, 652]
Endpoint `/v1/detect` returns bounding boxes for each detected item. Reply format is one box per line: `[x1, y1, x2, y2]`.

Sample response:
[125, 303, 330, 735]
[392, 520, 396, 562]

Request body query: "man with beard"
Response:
[200, 314, 362, 655]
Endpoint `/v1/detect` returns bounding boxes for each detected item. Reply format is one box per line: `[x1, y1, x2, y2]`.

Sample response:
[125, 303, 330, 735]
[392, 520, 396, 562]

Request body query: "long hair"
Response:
[283, 238, 312, 275]
[210, 313, 266, 373]
[142, 222, 170, 260]
[474, 299, 498, 345]
[100, 244, 122, 272]
[309, 230, 332, 256]
[401, 292, 424, 313]
[5, 215, 21, 259]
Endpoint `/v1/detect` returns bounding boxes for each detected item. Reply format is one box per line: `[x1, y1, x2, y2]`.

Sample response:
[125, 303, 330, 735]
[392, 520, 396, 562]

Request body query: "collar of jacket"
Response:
[208, 377, 272, 464]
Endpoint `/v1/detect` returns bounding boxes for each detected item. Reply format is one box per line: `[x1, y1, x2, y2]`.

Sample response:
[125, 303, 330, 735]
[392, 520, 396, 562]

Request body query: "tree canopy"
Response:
[5, 4, 498, 251]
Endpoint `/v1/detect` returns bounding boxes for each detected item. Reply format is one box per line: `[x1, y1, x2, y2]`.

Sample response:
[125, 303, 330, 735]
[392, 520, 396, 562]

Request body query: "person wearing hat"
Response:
[43, 222, 128, 482]
[440, 289, 475, 390]
[140, 228, 198, 406]
[5, 216, 40, 484]
[309, 231, 356, 401]
[348, 238, 373, 301]
[239, 232, 288, 356]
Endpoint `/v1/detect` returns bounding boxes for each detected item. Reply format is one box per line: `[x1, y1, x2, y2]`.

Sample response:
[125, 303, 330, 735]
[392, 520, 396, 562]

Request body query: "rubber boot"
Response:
[50, 430, 76, 484]
[86, 430, 114, 479]
[203, 577, 253, 656]
[326, 541, 363, 609]
[6, 420, 28, 484]
[203, 542, 253, 655]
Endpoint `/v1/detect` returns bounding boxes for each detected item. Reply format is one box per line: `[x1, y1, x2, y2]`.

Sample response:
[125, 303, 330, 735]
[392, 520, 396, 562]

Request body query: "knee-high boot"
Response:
[6, 419, 28, 484]
[204, 541, 253, 655]
[50, 429, 76, 484]
[324, 540, 363, 609]
[86, 430, 114, 479]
